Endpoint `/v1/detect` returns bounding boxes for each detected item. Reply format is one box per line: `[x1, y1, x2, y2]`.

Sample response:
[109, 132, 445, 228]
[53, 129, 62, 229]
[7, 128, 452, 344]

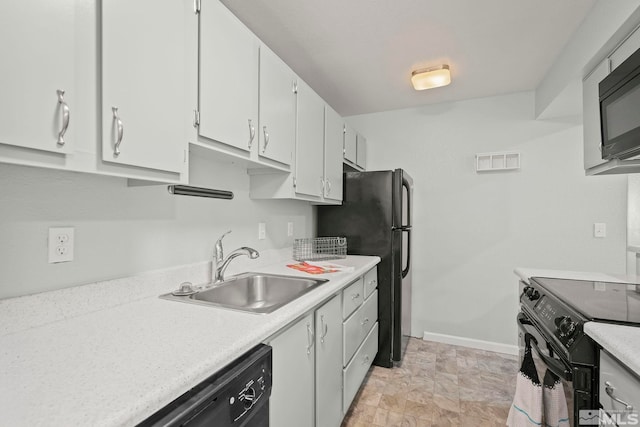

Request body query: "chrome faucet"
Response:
[213, 231, 260, 283]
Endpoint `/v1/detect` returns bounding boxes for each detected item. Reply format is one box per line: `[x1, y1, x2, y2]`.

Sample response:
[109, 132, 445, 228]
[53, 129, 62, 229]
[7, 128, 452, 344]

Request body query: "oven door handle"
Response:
[518, 315, 573, 382]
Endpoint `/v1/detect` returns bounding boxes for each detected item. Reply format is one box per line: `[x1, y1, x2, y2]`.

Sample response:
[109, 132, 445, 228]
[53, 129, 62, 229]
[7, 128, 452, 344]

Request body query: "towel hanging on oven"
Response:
[507, 333, 542, 427]
[543, 369, 570, 427]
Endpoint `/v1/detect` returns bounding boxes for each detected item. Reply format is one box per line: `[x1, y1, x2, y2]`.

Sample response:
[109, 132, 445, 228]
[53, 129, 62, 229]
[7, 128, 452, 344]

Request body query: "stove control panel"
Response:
[528, 294, 581, 348]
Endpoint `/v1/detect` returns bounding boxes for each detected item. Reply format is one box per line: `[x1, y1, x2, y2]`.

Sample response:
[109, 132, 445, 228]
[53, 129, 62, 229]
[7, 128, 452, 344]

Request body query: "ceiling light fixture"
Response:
[411, 65, 451, 90]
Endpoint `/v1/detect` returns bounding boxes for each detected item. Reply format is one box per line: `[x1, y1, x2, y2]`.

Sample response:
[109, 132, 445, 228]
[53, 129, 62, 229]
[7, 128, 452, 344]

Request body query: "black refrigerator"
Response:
[317, 169, 413, 368]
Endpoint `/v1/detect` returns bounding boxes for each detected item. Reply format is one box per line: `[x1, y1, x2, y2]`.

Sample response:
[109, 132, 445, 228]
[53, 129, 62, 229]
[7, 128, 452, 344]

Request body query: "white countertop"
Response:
[0, 255, 379, 427]
[584, 322, 640, 376]
[515, 267, 640, 377]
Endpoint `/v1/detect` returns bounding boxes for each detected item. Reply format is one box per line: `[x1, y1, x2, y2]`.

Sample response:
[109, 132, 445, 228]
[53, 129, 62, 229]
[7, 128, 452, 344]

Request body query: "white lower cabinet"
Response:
[343, 290, 378, 365]
[268, 266, 379, 426]
[599, 350, 640, 426]
[344, 322, 379, 413]
[269, 312, 315, 427]
[315, 295, 343, 427]
[341, 267, 378, 413]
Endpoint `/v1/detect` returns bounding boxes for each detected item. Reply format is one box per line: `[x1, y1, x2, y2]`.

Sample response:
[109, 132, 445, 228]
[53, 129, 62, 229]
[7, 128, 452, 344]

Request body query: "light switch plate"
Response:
[594, 223, 606, 238]
[258, 222, 266, 240]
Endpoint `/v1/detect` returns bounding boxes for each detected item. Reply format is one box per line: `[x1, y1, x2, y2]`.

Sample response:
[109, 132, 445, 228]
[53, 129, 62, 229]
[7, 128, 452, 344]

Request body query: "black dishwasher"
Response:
[138, 344, 272, 427]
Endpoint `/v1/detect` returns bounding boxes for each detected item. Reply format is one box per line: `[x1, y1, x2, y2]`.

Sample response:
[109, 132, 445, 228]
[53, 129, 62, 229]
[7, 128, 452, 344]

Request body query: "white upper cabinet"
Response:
[0, 0, 76, 154]
[356, 133, 367, 170]
[324, 106, 344, 202]
[295, 80, 325, 198]
[258, 46, 296, 165]
[199, 0, 259, 153]
[101, 0, 186, 173]
[343, 124, 357, 164]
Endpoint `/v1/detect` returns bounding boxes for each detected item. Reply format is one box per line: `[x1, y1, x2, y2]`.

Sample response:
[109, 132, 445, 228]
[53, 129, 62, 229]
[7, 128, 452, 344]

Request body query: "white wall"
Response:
[0, 155, 314, 299]
[348, 91, 627, 347]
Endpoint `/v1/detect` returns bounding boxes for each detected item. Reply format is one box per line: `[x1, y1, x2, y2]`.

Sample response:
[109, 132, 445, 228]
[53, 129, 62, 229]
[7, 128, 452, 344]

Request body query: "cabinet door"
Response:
[295, 80, 325, 198]
[199, 0, 259, 153]
[344, 124, 357, 164]
[101, 0, 186, 173]
[583, 59, 610, 170]
[259, 46, 295, 165]
[324, 106, 344, 201]
[610, 27, 640, 71]
[356, 133, 367, 170]
[315, 295, 343, 427]
[0, 0, 75, 154]
[269, 313, 315, 427]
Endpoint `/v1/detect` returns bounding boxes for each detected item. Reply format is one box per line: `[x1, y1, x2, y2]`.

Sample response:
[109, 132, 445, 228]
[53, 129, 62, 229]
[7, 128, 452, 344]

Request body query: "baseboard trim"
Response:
[422, 331, 518, 356]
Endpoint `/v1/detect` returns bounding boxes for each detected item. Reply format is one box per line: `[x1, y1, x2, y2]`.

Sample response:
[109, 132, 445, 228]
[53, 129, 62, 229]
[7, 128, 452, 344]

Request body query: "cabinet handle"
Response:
[56, 90, 70, 146]
[326, 179, 331, 195]
[605, 381, 633, 411]
[306, 322, 315, 355]
[248, 119, 255, 149]
[319, 314, 328, 343]
[361, 317, 369, 327]
[368, 280, 377, 287]
[351, 293, 361, 301]
[112, 107, 124, 156]
[362, 355, 370, 365]
[262, 126, 269, 153]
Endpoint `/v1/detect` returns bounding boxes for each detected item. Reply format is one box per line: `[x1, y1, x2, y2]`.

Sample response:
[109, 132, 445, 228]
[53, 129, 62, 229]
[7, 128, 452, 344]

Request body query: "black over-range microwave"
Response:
[599, 46, 640, 160]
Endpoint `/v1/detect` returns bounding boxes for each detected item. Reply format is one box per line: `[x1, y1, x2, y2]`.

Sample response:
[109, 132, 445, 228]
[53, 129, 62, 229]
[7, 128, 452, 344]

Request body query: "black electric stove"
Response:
[530, 277, 640, 325]
[518, 276, 640, 426]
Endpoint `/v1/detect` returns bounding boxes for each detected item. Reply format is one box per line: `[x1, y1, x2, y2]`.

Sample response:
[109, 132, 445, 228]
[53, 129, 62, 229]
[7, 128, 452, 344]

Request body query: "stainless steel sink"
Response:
[160, 273, 328, 314]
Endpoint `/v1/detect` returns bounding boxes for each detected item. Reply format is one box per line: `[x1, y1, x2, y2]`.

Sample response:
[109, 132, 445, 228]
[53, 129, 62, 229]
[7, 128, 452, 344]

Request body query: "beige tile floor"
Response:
[342, 338, 519, 427]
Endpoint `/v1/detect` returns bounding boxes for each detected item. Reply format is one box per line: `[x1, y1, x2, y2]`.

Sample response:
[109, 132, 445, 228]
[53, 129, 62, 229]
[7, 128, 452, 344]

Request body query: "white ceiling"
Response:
[219, 0, 597, 117]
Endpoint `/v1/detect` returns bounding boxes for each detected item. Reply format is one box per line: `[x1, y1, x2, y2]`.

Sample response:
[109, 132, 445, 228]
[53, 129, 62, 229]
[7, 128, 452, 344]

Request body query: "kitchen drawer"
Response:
[363, 267, 377, 299]
[343, 321, 378, 413]
[599, 350, 640, 422]
[342, 277, 364, 319]
[343, 290, 377, 365]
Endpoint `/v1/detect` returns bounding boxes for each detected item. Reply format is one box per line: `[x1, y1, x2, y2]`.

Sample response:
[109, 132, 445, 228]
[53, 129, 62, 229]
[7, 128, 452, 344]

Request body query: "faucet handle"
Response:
[217, 230, 232, 242]
[215, 230, 232, 260]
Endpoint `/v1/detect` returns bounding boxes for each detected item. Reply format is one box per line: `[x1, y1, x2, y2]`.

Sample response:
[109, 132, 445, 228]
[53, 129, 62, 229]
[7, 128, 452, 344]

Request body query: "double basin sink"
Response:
[161, 273, 328, 314]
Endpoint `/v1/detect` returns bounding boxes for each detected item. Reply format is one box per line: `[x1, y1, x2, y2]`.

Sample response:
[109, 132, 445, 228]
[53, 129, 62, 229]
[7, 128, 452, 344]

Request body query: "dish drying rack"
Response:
[293, 237, 347, 261]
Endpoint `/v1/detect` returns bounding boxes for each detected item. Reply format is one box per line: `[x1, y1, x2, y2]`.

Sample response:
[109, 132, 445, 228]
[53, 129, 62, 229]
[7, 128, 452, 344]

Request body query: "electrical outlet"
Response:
[258, 222, 266, 240]
[48, 227, 74, 263]
[287, 222, 294, 237]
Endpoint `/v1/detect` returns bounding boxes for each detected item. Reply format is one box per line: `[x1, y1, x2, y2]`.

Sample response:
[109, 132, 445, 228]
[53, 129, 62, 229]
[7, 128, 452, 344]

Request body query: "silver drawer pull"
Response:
[605, 381, 633, 411]
[319, 314, 328, 343]
[306, 322, 314, 355]
[57, 90, 70, 145]
[362, 355, 370, 365]
[112, 107, 124, 156]
[262, 126, 269, 153]
[361, 317, 369, 327]
[248, 119, 255, 148]
[351, 293, 361, 301]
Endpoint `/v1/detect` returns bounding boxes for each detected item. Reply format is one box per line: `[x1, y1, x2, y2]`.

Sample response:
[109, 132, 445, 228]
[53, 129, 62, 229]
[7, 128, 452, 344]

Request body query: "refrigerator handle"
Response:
[402, 174, 412, 228]
[402, 228, 411, 278]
